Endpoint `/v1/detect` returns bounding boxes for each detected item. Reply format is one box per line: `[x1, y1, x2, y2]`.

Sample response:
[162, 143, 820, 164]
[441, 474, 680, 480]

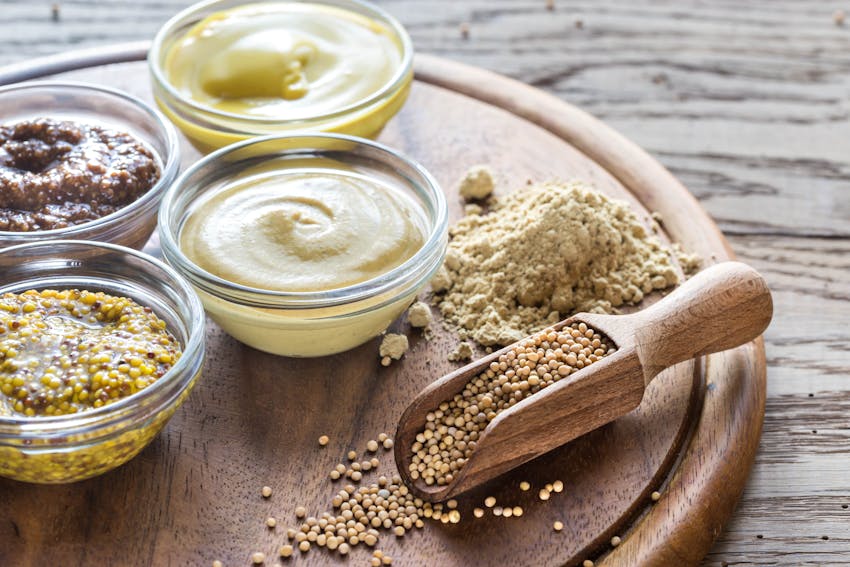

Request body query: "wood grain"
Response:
[1, 1, 848, 564]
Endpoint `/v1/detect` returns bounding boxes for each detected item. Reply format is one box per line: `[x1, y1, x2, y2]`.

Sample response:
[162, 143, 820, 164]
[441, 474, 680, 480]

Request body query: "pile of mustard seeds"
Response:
[408, 322, 616, 487]
[431, 181, 680, 347]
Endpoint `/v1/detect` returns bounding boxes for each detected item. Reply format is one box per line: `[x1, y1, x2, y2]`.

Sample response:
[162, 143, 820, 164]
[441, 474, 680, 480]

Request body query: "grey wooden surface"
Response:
[1, 1, 849, 565]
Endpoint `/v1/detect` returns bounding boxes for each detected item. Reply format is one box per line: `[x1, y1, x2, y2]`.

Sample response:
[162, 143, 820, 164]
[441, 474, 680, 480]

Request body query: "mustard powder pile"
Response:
[431, 181, 680, 346]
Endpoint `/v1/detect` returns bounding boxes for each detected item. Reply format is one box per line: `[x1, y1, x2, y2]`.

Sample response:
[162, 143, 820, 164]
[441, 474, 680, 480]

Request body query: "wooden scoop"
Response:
[394, 261, 772, 502]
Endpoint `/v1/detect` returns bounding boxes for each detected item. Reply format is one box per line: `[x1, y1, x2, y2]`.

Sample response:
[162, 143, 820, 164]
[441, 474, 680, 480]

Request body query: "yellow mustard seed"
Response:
[213, 561, 223, 567]
[502, 507, 513, 518]
[473, 507, 484, 518]
[539, 489, 550, 501]
[318, 435, 329, 446]
[295, 506, 307, 518]
[485, 496, 496, 507]
[553, 521, 564, 532]
[251, 551, 265, 564]
[519, 481, 531, 491]
[266, 517, 276, 528]
[583, 561, 595, 567]
[371, 558, 381, 567]
[378, 433, 388, 443]
[279, 545, 293, 558]
[512, 506, 523, 517]
[298, 541, 310, 552]
[651, 491, 661, 502]
[553, 480, 564, 493]
[261, 486, 272, 498]
[367, 440, 379, 452]
[611, 536, 621, 547]
[348, 450, 357, 461]
[382, 438, 394, 450]
[339, 542, 350, 555]
[383, 556, 393, 565]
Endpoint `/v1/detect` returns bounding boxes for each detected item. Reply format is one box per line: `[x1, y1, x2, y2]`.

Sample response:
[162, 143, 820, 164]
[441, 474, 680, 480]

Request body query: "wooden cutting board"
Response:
[0, 45, 766, 567]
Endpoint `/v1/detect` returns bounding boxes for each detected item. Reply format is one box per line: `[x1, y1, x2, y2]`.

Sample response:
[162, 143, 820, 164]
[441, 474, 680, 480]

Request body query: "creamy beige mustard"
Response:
[164, 3, 403, 120]
[180, 169, 425, 292]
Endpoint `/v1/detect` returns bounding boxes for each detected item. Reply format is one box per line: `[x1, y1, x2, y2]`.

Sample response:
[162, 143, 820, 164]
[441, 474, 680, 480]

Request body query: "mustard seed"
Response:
[339, 543, 351, 555]
[611, 536, 621, 547]
[408, 323, 615, 486]
[213, 561, 223, 567]
[383, 556, 393, 565]
[266, 517, 276, 528]
[348, 450, 357, 461]
[351, 471, 363, 482]
[446, 499, 458, 509]
[473, 507, 484, 518]
[295, 506, 307, 519]
[371, 558, 381, 567]
[485, 496, 496, 507]
[553, 480, 564, 493]
[378, 433, 388, 443]
[383, 438, 394, 450]
[251, 552, 265, 564]
[553, 521, 564, 532]
[512, 506, 523, 517]
[539, 489, 550, 501]
[318, 435, 329, 446]
[298, 541, 310, 552]
[519, 481, 530, 491]
[261, 486, 272, 498]
[330, 470, 341, 480]
[493, 506, 503, 516]
[367, 440, 379, 452]
[583, 561, 594, 567]
[651, 491, 661, 502]
[279, 545, 293, 558]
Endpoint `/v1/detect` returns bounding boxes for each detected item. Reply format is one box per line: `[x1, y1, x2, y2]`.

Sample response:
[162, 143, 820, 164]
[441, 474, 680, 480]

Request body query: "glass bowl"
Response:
[0, 81, 181, 251]
[0, 241, 205, 483]
[158, 134, 447, 357]
[148, 0, 414, 153]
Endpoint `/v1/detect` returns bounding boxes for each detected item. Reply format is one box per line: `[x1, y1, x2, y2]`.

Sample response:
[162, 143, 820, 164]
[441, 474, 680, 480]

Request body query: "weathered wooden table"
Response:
[2, 1, 848, 565]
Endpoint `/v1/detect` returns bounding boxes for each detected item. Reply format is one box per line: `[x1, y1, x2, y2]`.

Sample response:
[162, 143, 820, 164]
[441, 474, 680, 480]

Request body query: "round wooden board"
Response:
[0, 46, 765, 567]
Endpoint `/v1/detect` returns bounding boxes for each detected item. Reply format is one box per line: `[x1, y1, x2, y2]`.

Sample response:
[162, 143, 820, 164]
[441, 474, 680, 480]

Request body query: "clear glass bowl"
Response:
[0, 241, 205, 483]
[148, 0, 414, 153]
[0, 81, 181, 250]
[158, 134, 447, 357]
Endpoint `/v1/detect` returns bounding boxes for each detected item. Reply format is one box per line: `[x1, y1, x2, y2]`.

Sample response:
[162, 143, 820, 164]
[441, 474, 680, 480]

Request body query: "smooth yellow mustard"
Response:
[164, 2, 403, 119]
[180, 168, 426, 292]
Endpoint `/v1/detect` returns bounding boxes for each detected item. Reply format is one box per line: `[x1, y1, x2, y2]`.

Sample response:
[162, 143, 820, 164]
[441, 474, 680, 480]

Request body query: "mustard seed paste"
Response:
[0, 289, 182, 417]
[0, 118, 160, 232]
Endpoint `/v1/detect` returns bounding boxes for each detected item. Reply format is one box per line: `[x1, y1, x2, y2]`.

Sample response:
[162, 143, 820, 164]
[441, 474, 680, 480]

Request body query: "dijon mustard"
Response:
[180, 169, 426, 293]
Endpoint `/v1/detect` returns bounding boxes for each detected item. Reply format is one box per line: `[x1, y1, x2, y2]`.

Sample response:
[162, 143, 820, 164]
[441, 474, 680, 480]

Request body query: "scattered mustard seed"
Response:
[295, 506, 307, 519]
[266, 517, 277, 528]
[251, 552, 265, 564]
[503, 507, 513, 518]
[261, 486, 272, 498]
[611, 536, 622, 547]
[371, 558, 381, 567]
[493, 506, 503, 516]
[298, 541, 310, 552]
[473, 507, 484, 518]
[382, 438, 394, 450]
[554, 521, 564, 532]
[553, 480, 564, 493]
[367, 440, 379, 452]
[347, 450, 357, 461]
[485, 496, 496, 508]
[318, 435, 329, 446]
[378, 433, 388, 443]
[651, 491, 661, 502]
[213, 561, 223, 567]
[512, 506, 523, 517]
[539, 489, 550, 501]
[339, 543, 351, 555]
[583, 561, 594, 567]
[520, 481, 531, 491]
[279, 545, 293, 558]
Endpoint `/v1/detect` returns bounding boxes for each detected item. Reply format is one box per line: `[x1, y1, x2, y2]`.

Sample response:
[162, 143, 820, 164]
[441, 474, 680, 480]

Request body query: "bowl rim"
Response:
[158, 132, 448, 310]
[0, 80, 181, 240]
[148, 0, 414, 126]
[0, 240, 205, 431]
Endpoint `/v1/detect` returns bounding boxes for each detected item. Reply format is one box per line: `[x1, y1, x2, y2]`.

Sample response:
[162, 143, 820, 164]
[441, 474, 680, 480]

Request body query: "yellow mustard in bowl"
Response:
[150, 0, 413, 152]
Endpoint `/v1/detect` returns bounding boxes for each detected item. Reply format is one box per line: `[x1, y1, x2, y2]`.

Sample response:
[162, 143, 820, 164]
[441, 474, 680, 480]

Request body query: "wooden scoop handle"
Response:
[623, 261, 772, 384]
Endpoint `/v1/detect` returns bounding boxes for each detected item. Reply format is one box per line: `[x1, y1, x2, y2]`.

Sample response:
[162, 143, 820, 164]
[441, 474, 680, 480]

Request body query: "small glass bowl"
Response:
[158, 134, 447, 357]
[0, 81, 181, 251]
[148, 0, 414, 153]
[0, 241, 205, 483]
